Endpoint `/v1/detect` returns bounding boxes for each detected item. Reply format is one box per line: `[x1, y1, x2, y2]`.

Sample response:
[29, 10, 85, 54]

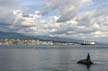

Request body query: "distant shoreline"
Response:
[0, 45, 108, 49]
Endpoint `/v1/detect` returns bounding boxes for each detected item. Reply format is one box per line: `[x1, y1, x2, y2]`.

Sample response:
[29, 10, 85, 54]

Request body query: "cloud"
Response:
[12, 10, 60, 35]
[0, 0, 108, 42]
[75, 10, 108, 41]
[43, 0, 93, 22]
[0, 0, 21, 32]
[12, 7, 108, 42]
[0, 0, 20, 23]
[0, 0, 44, 32]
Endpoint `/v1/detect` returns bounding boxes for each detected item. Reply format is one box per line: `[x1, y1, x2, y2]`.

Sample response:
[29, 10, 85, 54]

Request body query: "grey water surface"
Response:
[0, 45, 108, 71]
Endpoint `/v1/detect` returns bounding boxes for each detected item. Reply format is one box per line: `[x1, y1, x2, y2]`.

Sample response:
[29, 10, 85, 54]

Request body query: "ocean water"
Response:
[0, 45, 108, 71]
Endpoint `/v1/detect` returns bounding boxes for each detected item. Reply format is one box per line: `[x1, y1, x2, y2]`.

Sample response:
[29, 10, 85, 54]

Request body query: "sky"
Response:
[0, 0, 108, 42]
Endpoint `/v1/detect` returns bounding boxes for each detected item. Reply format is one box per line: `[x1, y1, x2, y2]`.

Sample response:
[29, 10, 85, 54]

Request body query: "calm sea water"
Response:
[0, 45, 108, 71]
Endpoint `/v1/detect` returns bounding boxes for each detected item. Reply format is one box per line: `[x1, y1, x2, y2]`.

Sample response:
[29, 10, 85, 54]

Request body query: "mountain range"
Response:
[0, 31, 83, 43]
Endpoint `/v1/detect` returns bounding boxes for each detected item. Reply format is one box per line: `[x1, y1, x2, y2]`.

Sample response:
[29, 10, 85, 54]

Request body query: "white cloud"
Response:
[12, 10, 61, 35]
[43, 0, 93, 22]
[11, 7, 108, 42]
[1, 0, 108, 42]
[0, 0, 44, 31]
[0, 0, 19, 23]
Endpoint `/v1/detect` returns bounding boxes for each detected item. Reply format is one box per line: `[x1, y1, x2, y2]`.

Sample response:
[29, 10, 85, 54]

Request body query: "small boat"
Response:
[77, 53, 93, 65]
